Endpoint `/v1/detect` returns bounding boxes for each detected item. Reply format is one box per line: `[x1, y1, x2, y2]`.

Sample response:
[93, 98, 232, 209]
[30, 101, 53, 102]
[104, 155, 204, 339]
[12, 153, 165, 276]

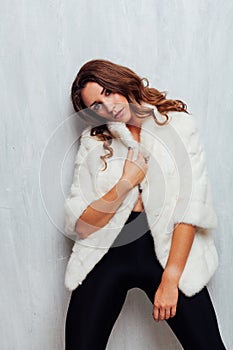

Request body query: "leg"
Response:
[65, 210, 148, 349]
[166, 286, 227, 350]
[65, 251, 128, 350]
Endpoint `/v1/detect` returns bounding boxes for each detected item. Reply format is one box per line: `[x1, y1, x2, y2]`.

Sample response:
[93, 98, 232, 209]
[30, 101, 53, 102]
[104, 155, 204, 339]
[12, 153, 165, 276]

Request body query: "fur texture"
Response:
[64, 103, 218, 297]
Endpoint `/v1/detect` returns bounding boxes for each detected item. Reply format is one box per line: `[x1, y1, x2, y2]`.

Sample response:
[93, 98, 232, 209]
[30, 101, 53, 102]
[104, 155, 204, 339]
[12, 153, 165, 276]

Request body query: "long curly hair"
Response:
[70, 59, 190, 171]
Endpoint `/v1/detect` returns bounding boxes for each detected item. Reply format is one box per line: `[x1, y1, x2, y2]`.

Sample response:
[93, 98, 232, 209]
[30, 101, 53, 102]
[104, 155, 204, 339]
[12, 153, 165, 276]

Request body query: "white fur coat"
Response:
[64, 103, 218, 297]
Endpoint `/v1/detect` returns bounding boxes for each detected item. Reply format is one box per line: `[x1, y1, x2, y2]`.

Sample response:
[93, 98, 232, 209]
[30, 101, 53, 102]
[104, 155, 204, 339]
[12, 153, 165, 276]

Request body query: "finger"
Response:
[137, 154, 148, 168]
[165, 308, 172, 320]
[159, 308, 166, 321]
[153, 305, 159, 322]
[138, 152, 149, 165]
[170, 305, 177, 318]
[137, 151, 144, 159]
[127, 146, 134, 160]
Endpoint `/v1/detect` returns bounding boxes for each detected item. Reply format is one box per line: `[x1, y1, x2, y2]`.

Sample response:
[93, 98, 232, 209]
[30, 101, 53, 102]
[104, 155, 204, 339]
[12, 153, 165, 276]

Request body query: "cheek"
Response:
[115, 94, 128, 104]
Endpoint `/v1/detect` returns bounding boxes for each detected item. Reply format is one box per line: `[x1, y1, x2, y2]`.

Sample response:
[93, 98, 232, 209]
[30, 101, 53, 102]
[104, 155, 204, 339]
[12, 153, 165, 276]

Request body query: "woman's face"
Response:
[81, 82, 133, 123]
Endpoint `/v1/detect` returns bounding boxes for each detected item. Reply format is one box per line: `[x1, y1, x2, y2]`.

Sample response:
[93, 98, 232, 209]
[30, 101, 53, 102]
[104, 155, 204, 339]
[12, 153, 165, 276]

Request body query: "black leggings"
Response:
[65, 211, 226, 350]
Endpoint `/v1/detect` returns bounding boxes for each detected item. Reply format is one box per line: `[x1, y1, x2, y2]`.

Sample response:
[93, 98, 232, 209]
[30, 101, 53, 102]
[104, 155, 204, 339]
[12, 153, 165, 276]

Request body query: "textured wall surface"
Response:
[1, 1, 232, 349]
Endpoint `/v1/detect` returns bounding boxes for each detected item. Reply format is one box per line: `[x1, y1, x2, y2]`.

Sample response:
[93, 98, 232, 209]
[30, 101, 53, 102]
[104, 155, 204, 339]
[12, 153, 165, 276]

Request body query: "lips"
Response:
[114, 108, 124, 119]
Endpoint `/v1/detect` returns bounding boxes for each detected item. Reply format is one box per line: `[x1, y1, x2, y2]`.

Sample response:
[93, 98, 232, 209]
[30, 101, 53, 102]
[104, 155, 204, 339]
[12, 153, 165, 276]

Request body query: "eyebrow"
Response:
[89, 87, 105, 108]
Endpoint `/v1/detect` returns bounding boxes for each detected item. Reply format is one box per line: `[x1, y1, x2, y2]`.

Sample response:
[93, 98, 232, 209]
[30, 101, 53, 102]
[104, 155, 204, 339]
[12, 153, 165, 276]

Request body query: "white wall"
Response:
[0, 0, 232, 349]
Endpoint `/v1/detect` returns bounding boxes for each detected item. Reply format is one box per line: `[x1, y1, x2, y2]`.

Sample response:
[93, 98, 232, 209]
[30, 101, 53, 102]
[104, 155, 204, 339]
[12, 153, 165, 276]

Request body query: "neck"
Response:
[126, 117, 142, 142]
[126, 111, 146, 129]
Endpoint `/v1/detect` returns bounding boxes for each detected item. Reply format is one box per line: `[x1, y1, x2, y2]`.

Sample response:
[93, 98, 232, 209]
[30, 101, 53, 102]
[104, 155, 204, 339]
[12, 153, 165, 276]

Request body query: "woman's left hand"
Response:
[152, 279, 179, 321]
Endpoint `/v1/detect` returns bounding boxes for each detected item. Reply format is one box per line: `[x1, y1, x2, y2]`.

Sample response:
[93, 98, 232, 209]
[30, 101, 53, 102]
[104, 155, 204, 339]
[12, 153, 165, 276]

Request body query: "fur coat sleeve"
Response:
[169, 113, 218, 231]
[63, 128, 98, 240]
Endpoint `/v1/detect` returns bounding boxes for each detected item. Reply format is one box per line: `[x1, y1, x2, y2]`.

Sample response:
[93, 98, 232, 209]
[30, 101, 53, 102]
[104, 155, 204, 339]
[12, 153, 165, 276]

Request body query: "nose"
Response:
[103, 99, 115, 114]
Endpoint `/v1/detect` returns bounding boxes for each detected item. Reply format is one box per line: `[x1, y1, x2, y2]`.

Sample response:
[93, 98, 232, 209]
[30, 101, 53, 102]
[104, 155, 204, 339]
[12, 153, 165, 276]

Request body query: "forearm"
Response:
[161, 223, 196, 286]
[75, 178, 133, 239]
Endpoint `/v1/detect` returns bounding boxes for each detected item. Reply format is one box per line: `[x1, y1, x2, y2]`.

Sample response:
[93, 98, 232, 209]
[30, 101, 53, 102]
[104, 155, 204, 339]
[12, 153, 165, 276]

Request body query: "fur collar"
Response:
[106, 103, 172, 160]
[106, 103, 169, 145]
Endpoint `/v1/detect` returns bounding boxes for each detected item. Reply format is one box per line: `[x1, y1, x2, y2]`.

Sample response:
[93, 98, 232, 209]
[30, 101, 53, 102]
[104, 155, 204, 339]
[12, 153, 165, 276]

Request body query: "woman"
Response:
[64, 59, 226, 349]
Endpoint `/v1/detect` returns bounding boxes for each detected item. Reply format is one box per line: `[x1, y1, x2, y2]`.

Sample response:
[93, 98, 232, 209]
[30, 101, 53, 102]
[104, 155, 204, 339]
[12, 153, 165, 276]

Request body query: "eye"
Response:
[93, 103, 101, 111]
[105, 89, 112, 96]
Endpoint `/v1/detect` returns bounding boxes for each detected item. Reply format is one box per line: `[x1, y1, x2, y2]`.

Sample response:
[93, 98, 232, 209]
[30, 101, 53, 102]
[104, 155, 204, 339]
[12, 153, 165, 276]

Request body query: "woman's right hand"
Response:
[120, 147, 149, 188]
